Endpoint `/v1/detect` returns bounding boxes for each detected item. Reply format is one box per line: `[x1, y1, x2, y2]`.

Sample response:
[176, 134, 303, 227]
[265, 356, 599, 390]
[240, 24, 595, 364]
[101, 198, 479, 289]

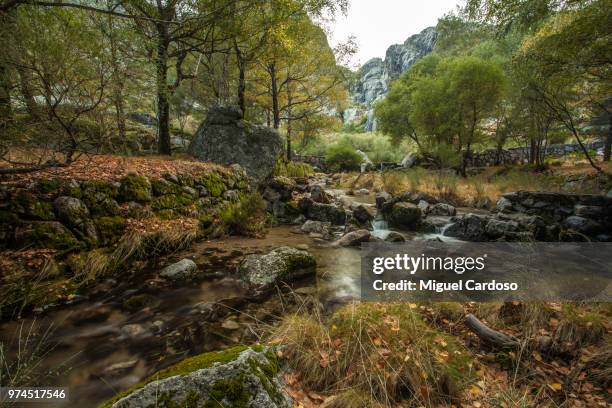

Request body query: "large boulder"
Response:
[238, 246, 316, 296]
[108, 346, 291, 408]
[351, 203, 375, 225]
[53, 196, 89, 227]
[388, 202, 421, 229]
[299, 198, 346, 225]
[189, 106, 282, 186]
[443, 213, 489, 241]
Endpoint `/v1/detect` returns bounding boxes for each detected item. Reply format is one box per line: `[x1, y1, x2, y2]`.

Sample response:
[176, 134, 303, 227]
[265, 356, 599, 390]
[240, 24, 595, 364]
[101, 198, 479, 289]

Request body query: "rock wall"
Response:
[467, 141, 605, 167]
[497, 191, 612, 240]
[0, 168, 250, 251]
[350, 27, 437, 131]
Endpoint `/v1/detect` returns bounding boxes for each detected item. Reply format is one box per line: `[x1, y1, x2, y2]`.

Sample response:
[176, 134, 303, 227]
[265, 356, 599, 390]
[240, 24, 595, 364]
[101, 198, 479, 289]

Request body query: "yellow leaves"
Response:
[469, 384, 483, 396]
[548, 383, 563, 392]
[532, 351, 543, 362]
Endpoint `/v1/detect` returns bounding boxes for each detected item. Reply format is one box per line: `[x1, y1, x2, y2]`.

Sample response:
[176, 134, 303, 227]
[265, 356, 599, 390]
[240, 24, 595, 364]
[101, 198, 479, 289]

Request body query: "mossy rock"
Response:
[11, 189, 56, 220]
[284, 200, 301, 217]
[198, 173, 226, 198]
[53, 196, 90, 228]
[102, 345, 291, 408]
[95, 216, 127, 246]
[34, 178, 61, 194]
[119, 174, 152, 203]
[151, 178, 183, 196]
[14, 221, 81, 250]
[80, 181, 121, 217]
[238, 246, 316, 296]
[151, 193, 195, 212]
[177, 173, 195, 187]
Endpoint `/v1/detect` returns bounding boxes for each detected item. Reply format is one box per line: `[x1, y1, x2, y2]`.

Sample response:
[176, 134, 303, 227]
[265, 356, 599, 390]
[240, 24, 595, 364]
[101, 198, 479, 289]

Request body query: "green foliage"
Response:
[325, 143, 362, 172]
[219, 193, 267, 237]
[274, 160, 314, 178]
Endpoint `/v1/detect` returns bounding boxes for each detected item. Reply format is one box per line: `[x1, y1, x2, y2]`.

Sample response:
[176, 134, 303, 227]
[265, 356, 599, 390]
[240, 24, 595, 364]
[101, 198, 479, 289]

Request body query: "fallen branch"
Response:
[465, 313, 520, 349]
[0, 160, 68, 175]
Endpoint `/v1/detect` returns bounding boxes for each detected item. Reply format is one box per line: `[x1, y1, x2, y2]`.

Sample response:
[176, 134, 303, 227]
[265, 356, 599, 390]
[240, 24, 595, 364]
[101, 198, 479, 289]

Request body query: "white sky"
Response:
[329, 0, 462, 67]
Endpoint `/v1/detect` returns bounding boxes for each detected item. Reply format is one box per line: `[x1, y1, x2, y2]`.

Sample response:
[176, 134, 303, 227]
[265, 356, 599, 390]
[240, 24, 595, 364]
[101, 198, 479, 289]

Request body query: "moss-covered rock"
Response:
[11, 189, 56, 220]
[119, 174, 152, 203]
[34, 178, 61, 194]
[238, 246, 316, 296]
[198, 172, 226, 198]
[103, 346, 291, 408]
[80, 180, 121, 216]
[151, 178, 182, 196]
[95, 216, 127, 246]
[123, 294, 157, 311]
[53, 196, 90, 227]
[151, 193, 194, 212]
[14, 221, 81, 250]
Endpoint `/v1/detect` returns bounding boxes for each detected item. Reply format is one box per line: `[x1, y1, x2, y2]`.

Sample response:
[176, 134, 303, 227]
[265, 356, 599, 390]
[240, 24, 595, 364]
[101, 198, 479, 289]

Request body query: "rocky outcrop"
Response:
[108, 346, 291, 408]
[189, 106, 282, 186]
[388, 202, 421, 229]
[349, 27, 437, 131]
[238, 247, 316, 296]
[299, 197, 347, 225]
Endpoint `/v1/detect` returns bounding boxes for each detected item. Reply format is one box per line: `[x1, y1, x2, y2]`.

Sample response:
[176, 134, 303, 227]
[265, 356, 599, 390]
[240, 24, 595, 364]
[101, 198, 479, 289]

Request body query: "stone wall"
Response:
[467, 141, 605, 167]
[0, 168, 250, 251]
[497, 191, 612, 240]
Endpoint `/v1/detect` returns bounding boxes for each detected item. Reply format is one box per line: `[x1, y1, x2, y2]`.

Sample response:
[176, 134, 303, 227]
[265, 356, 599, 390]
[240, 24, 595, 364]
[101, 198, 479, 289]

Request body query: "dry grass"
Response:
[338, 162, 610, 207]
[269, 302, 475, 407]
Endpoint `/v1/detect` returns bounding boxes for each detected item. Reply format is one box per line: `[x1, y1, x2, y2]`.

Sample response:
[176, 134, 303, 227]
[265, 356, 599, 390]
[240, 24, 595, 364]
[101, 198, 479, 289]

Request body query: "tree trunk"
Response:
[234, 41, 246, 116]
[604, 115, 611, 162]
[17, 65, 39, 121]
[0, 10, 12, 129]
[155, 24, 171, 155]
[269, 63, 280, 129]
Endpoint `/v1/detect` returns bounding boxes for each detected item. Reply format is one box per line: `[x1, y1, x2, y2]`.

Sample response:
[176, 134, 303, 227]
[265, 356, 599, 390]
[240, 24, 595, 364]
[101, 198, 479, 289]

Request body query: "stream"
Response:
[0, 189, 456, 407]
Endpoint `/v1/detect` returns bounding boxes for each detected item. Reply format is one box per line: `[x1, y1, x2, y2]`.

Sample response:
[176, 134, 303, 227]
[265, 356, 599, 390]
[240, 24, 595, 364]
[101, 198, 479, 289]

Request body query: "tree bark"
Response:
[269, 63, 280, 129]
[17, 65, 39, 121]
[465, 314, 519, 349]
[155, 23, 171, 155]
[0, 11, 12, 128]
[604, 114, 611, 162]
[234, 41, 246, 116]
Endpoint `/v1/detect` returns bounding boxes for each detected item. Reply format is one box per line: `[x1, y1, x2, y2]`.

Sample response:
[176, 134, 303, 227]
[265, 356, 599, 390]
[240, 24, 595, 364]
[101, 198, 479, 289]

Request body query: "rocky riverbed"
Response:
[1, 172, 610, 407]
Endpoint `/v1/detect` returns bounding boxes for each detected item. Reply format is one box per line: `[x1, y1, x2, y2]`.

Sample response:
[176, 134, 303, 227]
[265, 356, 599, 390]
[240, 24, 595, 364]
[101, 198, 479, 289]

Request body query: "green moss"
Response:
[177, 173, 195, 187]
[152, 193, 194, 212]
[80, 181, 121, 217]
[28, 221, 82, 250]
[285, 200, 301, 217]
[35, 178, 60, 194]
[151, 178, 182, 196]
[119, 174, 152, 203]
[94, 216, 126, 246]
[11, 190, 55, 220]
[0, 210, 18, 226]
[101, 346, 252, 408]
[81, 180, 119, 198]
[199, 173, 226, 198]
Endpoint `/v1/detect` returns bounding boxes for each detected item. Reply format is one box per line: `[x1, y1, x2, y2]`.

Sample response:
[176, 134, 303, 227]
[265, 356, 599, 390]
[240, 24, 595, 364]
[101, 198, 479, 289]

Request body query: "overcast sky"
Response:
[329, 0, 462, 67]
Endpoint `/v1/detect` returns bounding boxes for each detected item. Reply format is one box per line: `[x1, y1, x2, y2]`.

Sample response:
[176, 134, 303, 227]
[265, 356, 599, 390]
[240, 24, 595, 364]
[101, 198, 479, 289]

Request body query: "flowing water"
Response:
[0, 188, 457, 407]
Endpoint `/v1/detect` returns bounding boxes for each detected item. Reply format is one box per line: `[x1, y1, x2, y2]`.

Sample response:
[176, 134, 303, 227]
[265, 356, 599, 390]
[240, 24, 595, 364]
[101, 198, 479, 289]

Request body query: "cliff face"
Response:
[349, 27, 437, 131]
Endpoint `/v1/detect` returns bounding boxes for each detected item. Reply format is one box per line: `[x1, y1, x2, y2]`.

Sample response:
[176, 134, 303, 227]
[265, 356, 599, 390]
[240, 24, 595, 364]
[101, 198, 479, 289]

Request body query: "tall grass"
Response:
[274, 160, 314, 178]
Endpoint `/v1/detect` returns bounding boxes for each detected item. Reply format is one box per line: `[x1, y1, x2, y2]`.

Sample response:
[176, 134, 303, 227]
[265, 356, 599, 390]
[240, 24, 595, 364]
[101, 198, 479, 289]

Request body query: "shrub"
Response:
[325, 144, 362, 172]
[274, 160, 314, 178]
[219, 192, 267, 237]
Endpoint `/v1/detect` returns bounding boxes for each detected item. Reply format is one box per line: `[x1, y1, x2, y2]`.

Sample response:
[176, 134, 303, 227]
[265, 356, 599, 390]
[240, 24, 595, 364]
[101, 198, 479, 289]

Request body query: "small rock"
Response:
[334, 229, 370, 247]
[496, 197, 514, 213]
[103, 360, 138, 376]
[428, 203, 456, 216]
[159, 259, 198, 282]
[384, 231, 406, 242]
[417, 200, 430, 214]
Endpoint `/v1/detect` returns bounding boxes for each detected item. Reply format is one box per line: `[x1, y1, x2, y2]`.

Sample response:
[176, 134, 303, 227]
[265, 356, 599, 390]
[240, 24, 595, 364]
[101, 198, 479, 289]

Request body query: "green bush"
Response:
[325, 144, 362, 172]
[219, 192, 267, 237]
[274, 160, 314, 177]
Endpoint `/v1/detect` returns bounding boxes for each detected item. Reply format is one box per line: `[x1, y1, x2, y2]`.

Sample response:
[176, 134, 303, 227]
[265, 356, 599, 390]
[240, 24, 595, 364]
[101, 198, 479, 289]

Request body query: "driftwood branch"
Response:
[465, 313, 520, 349]
[0, 160, 68, 175]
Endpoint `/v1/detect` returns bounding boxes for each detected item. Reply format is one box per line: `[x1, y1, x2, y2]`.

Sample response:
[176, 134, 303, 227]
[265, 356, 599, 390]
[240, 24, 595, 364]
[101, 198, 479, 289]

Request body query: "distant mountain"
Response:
[346, 27, 437, 131]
